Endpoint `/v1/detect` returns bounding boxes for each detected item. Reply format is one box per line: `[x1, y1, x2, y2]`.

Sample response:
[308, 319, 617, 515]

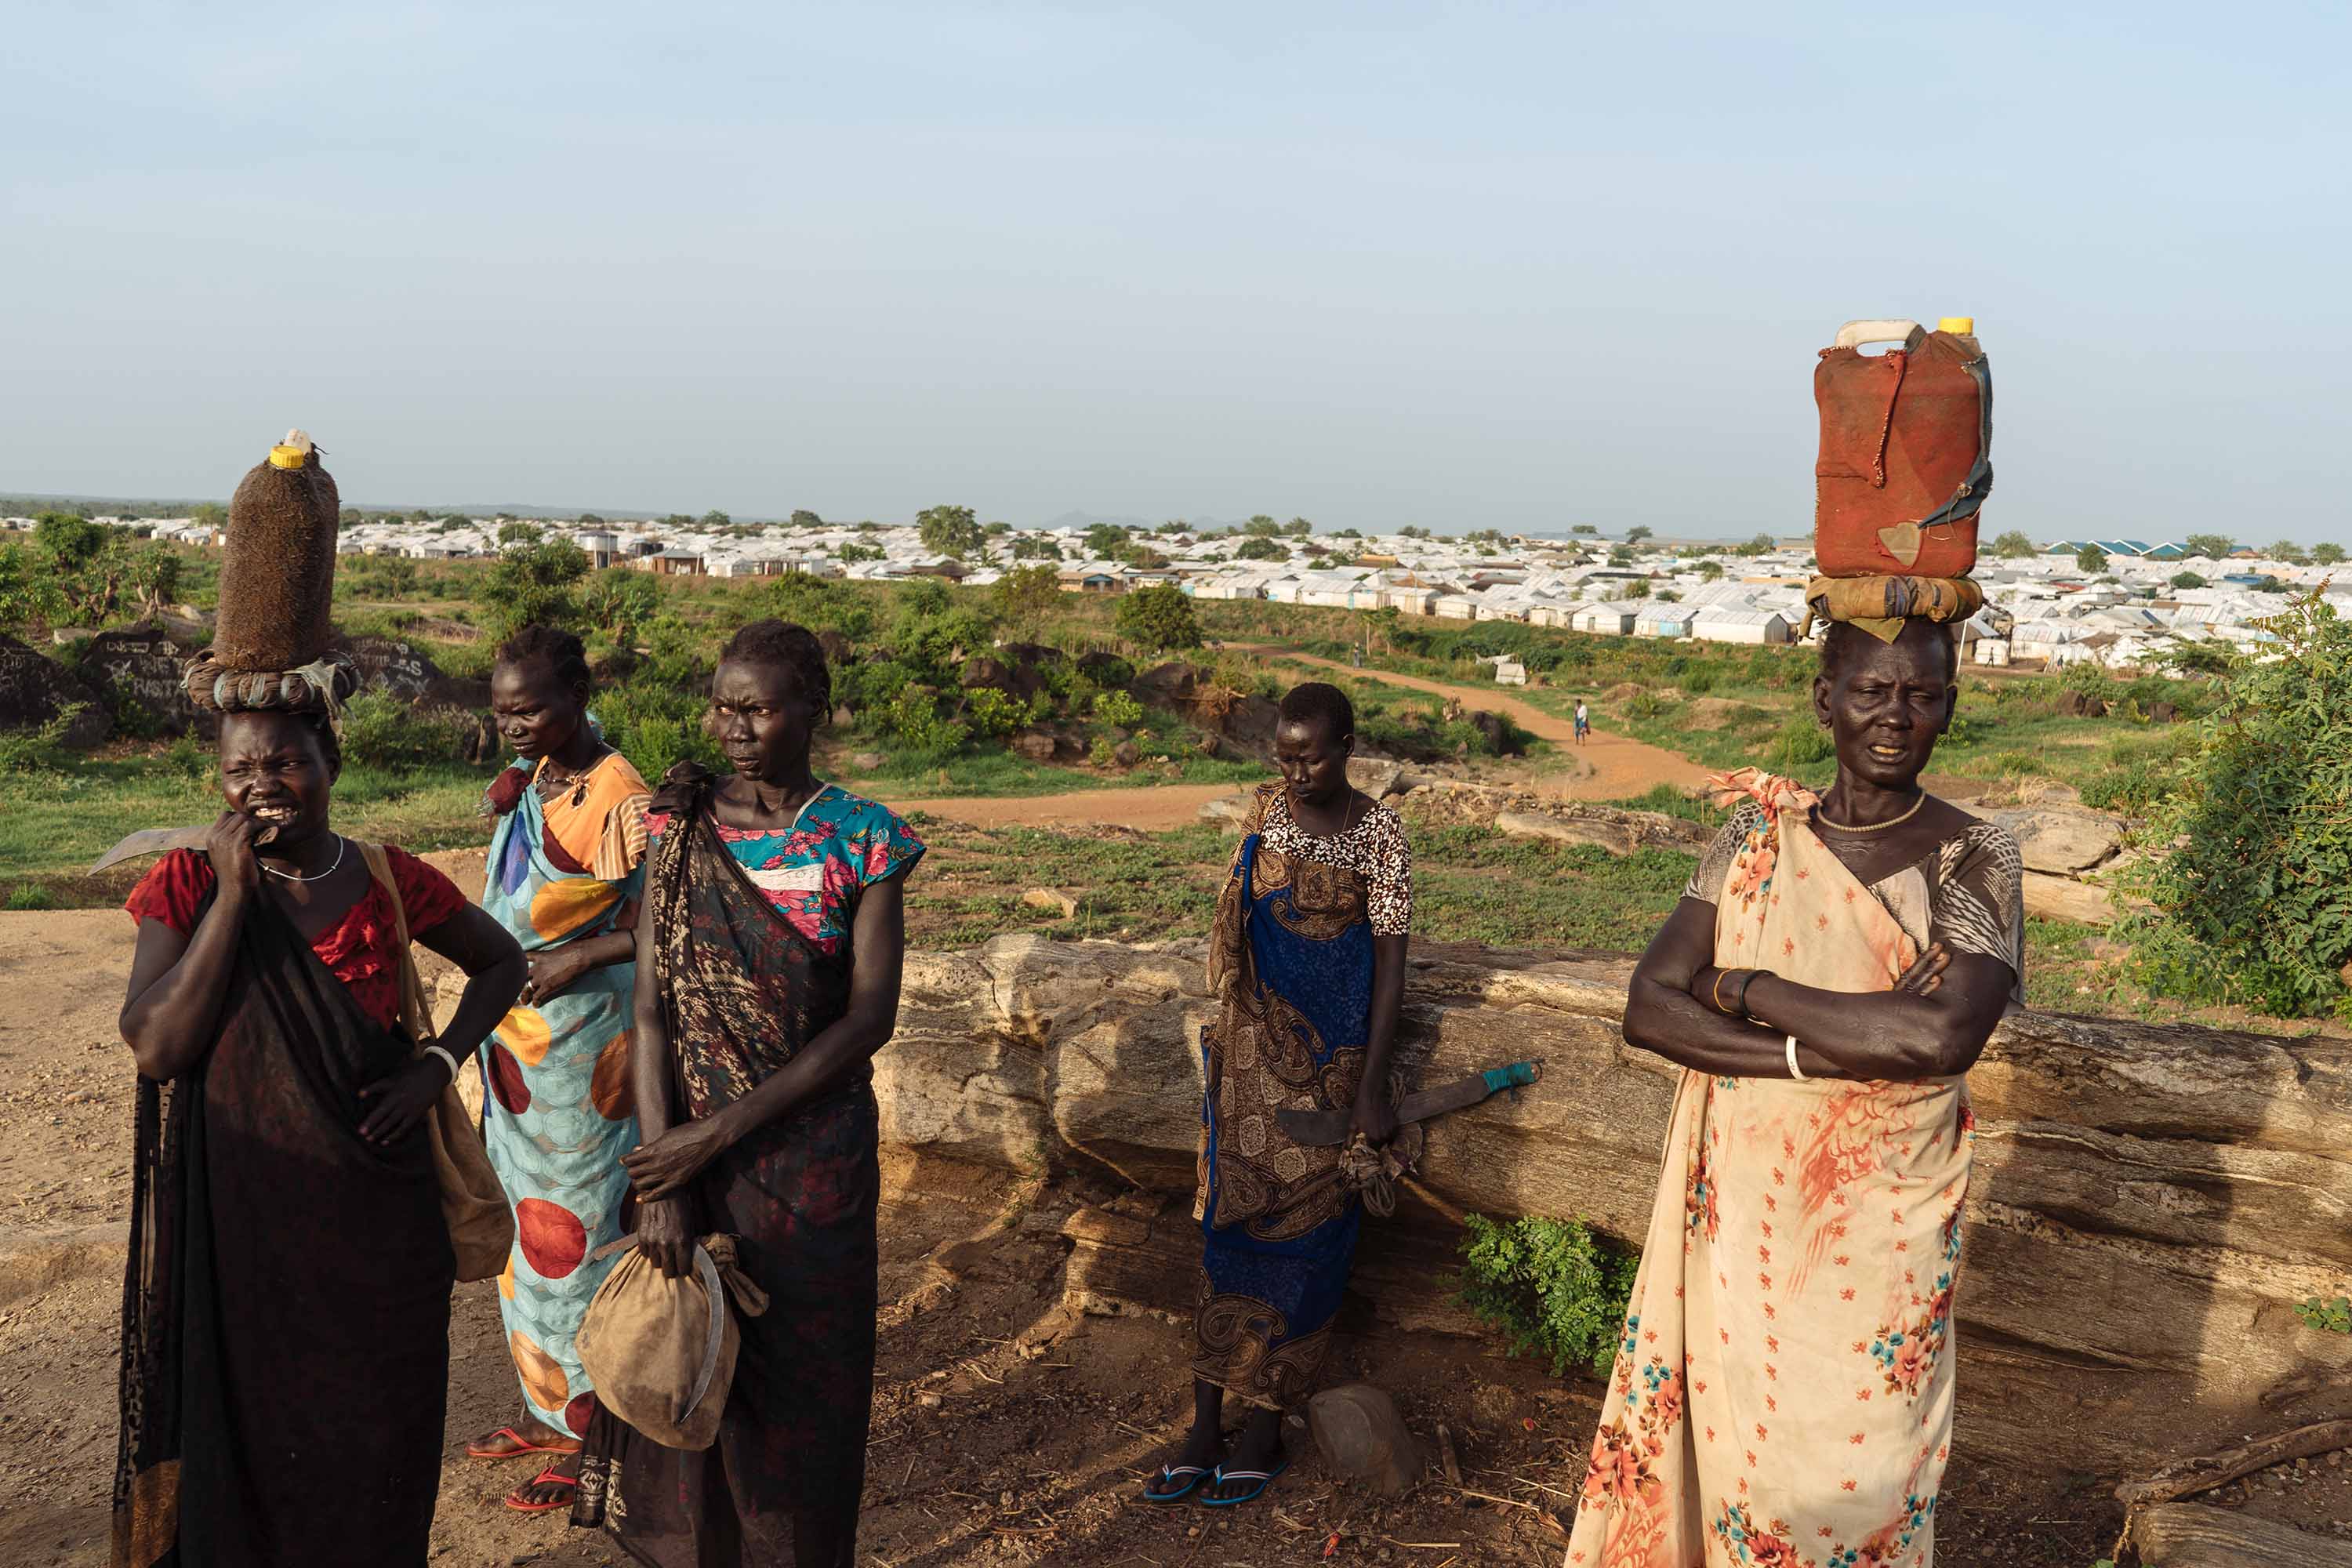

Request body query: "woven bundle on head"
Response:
[182, 430, 358, 716]
[215, 430, 339, 670]
[1800, 573, 1984, 644]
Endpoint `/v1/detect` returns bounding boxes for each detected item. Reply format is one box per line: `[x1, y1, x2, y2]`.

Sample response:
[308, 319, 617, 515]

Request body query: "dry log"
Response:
[875, 934, 2352, 1479]
[2116, 1420, 2352, 1507]
[2130, 1501, 2352, 1566]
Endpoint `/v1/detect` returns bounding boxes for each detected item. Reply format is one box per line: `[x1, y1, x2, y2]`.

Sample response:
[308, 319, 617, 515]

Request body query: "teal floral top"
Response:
[642, 784, 924, 956]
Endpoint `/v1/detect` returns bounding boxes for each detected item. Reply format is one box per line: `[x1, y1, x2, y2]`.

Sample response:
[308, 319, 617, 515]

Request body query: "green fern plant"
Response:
[1456, 1213, 1642, 1377]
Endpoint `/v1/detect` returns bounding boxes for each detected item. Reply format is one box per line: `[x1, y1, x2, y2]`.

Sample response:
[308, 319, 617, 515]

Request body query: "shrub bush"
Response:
[1457, 1213, 1642, 1377]
[339, 694, 480, 771]
[1091, 689, 1144, 729]
[594, 677, 724, 780]
[2122, 594, 2352, 1018]
[963, 687, 1024, 740]
[1764, 712, 1835, 770]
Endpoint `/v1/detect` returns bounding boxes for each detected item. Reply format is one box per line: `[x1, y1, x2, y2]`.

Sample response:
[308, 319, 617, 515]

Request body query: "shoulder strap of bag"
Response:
[358, 841, 437, 1047]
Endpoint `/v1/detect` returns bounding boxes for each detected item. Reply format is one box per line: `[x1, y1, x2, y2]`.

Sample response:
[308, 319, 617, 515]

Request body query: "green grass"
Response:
[0, 751, 497, 898]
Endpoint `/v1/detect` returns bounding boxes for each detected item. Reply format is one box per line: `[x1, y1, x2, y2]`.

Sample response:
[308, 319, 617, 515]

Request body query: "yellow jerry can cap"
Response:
[1937, 317, 1975, 334]
[267, 428, 316, 470]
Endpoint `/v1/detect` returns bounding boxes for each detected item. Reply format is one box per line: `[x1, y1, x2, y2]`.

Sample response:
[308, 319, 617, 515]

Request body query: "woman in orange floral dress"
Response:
[1565, 618, 2023, 1568]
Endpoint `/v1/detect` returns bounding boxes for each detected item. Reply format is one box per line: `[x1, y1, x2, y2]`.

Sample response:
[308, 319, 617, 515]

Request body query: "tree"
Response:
[1624, 525, 1654, 544]
[1621, 579, 1652, 601]
[1236, 538, 1288, 562]
[1112, 583, 1202, 652]
[2170, 571, 2209, 590]
[1570, 524, 1598, 536]
[993, 564, 1062, 633]
[789, 509, 822, 529]
[1243, 515, 1281, 538]
[838, 542, 885, 564]
[916, 503, 985, 561]
[2270, 539, 2312, 566]
[480, 539, 590, 639]
[497, 521, 543, 546]
[2185, 534, 2235, 561]
[1698, 560, 1725, 582]
[1991, 531, 2038, 559]
[1399, 525, 1431, 539]
[1738, 533, 1777, 556]
[191, 502, 227, 532]
[2316, 543, 2347, 565]
[1284, 517, 1313, 538]
[700, 510, 731, 528]
[1011, 536, 1062, 561]
[576, 512, 606, 527]
[985, 521, 1011, 536]
[2076, 544, 2109, 575]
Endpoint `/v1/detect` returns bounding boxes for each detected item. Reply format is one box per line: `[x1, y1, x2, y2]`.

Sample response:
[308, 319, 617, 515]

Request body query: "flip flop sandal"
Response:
[1141, 1465, 1212, 1503]
[1200, 1458, 1290, 1506]
[503, 1467, 579, 1514]
[466, 1425, 583, 1460]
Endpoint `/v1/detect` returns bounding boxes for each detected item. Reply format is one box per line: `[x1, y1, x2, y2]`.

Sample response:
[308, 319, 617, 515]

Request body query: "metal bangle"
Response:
[1710, 968, 1732, 1015]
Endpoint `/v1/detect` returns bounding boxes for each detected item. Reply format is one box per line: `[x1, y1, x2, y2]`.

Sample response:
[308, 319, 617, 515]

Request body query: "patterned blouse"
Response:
[643, 783, 924, 956]
[1254, 787, 1414, 937]
[1686, 800, 2027, 1007]
[125, 845, 466, 1030]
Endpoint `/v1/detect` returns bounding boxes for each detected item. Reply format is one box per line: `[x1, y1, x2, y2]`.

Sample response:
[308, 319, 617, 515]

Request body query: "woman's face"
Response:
[490, 656, 589, 764]
[1812, 625, 1955, 791]
[709, 658, 816, 782]
[217, 711, 336, 844]
[1275, 716, 1354, 806]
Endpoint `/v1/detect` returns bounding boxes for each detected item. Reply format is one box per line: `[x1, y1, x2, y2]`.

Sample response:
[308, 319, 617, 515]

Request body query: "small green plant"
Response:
[1764, 712, 1835, 770]
[0, 703, 89, 774]
[5, 884, 57, 911]
[2297, 1294, 2352, 1334]
[1091, 689, 1144, 729]
[962, 687, 1024, 740]
[1457, 1213, 1642, 1377]
[340, 693, 479, 770]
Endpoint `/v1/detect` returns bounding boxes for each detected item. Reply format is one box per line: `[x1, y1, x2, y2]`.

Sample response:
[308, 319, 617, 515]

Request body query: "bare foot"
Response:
[1142, 1418, 1226, 1500]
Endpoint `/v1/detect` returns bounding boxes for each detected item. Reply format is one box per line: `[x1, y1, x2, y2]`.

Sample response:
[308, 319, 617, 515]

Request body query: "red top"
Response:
[125, 846, 466, 1031]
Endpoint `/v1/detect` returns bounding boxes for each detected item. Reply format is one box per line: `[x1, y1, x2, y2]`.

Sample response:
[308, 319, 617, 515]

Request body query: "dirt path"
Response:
[854, 780, 1242, 832]
[0, 905, 2127, 1567]
[1238, 646, 1715, 800]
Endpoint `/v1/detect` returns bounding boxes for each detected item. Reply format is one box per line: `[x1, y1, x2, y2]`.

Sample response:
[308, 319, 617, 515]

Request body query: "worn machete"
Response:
[1276, 1059, 1542, 1148]
[89, 822, 278, 875]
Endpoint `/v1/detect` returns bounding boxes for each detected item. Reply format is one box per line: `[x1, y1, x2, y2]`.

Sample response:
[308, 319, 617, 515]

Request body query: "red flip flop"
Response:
[466, 1425, 582, 1461]
[503, 1467, 579, 1514]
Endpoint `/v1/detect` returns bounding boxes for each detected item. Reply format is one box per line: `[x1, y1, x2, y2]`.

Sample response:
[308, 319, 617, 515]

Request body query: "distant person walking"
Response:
[1573, 698, 1590, 745]
[1142, 681, 1412, 1508]
[572, 619, 922, 1568]
[1563, 618, 2022, 1568]
[464, 625, 654, 1512]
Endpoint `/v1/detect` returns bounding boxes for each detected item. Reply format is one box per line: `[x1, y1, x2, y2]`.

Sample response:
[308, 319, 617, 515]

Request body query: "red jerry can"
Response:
[1813, 318, 1992, 578]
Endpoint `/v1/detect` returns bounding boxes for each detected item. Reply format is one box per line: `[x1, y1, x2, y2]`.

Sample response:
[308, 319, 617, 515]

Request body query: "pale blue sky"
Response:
[3, 3, 2345, 540]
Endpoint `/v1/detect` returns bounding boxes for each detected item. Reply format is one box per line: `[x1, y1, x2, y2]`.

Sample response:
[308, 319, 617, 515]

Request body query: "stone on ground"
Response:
[1496, 810, 1635, 856]
[1308, 1382, 1421, 1497]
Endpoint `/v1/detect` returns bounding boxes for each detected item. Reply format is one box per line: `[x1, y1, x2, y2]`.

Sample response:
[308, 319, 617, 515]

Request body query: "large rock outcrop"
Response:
[877, 934, 2352, 1479]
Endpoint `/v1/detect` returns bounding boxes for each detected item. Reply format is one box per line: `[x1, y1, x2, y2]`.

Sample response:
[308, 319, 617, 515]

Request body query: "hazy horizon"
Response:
[5, 5, 2347, 541]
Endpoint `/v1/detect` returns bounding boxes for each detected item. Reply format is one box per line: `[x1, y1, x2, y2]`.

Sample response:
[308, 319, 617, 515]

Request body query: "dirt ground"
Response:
[0, 900, 2154, 1568]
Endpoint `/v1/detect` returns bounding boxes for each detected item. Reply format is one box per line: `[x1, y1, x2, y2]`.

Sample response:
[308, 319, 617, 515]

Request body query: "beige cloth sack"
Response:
[577, 1233, 770, 1451]
[359, 841, 516, 1283]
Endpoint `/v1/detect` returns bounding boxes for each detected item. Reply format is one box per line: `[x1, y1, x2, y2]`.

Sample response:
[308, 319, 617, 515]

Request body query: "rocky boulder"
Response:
[1976, 807, 2126, 876]
[1010, 728, 1058, 763]
[877, 934, 2352, 1481]
[0, 633, 111, 749]
[1076, 651, 1134, 688]
[816, 629, 857, 667]
[336, 635, 480, 706]
[960, 655, 1017, 694]
[77, 623, 209, 738]
[1347, 757, 1405, 798]
[1131, 661, 1200, 709]
[1469, 710, 1525, 757]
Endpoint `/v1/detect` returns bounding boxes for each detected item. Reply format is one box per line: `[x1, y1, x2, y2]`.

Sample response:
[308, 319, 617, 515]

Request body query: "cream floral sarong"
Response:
[1566, 769, 1973, 1568]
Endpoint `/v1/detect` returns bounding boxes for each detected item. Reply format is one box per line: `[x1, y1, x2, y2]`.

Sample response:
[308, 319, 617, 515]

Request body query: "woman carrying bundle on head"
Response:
[1142, 681, 1413, 1509]
[571, 619, 923, 1568]
[113, 434, 529, 1568]
[1563, 612, 2023, 1568]
[463, 624, 655, 1513]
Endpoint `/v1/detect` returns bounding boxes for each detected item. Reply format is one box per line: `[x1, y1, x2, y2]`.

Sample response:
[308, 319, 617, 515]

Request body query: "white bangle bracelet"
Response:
[422, 1044, 460, 1083]
[1785, 1035, 1806, 1082]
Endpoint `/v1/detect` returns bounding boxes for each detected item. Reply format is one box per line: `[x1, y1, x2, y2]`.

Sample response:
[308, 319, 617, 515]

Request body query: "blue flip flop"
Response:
[1142, 1464, 1211, 1503]
[1200, 1457, 1290, 1506]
